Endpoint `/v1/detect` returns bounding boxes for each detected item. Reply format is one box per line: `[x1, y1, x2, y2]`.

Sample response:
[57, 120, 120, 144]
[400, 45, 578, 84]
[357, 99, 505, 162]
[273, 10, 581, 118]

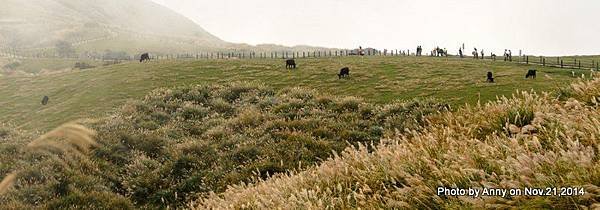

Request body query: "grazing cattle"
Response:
[472, 51, 479, 59]
[436, 48, 446, 57]
[486, 72, 494, 83]
[140, 53, 150, 62]
[338, 67, 350, 79]
[491, 54, 497, 60]
[286, 59, 296, 69]
[525, 69, 537, 79]
[41, 96, 49, 105]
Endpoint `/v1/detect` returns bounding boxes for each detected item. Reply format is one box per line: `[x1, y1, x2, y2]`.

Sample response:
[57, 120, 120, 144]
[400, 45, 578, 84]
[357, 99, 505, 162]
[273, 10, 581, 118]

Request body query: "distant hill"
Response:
[0, 0, 224, 51]
[0, 0, 336, 55]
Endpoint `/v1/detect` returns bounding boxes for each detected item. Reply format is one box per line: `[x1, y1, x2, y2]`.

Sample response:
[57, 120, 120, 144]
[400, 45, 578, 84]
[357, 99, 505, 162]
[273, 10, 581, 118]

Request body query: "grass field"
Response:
[1, 58, 106, 74]
[0, 56, 590, 131]
[1, 55, 599, 209]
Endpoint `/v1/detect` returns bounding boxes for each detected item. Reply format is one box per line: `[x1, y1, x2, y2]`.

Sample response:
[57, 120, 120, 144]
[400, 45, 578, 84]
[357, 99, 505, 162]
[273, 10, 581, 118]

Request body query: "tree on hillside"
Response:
[56, 41, 75, 58]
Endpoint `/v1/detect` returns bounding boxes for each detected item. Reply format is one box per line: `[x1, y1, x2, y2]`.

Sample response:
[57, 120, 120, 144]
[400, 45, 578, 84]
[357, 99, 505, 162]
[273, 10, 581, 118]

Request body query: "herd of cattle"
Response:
[136, 52, 547, 84]
[34, 51, 595, 107]
[38, 52, 569, 106]
[286, 59, 350, 79]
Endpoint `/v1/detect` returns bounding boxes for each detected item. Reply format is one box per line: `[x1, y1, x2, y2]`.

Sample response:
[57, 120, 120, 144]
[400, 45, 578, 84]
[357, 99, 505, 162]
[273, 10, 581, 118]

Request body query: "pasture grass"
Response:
[1, 58, 105, 74]
[0, 56, 590, 131]
[0, 83, 447, 208]
[194, 79, 600, 209]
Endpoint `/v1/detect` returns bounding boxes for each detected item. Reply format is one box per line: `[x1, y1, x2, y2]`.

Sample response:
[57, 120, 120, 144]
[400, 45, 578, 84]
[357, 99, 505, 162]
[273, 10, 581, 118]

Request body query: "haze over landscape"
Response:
[152, 0, 600, 56]
[1, 0, 600, 209]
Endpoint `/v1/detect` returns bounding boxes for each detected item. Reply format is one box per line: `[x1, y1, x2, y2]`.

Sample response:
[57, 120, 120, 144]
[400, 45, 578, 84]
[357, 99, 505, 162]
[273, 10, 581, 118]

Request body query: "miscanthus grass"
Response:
[194, 79, 600, 209]
[0, 123, 101, 208]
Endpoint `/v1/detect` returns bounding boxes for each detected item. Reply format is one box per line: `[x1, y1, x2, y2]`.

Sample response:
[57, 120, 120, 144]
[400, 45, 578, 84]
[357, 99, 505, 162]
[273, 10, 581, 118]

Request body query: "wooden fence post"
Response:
[579, 61, 581, 69]
[526, 56, 528, 64]
[561, 60, 563, 68]
[543, 58, 545, 66]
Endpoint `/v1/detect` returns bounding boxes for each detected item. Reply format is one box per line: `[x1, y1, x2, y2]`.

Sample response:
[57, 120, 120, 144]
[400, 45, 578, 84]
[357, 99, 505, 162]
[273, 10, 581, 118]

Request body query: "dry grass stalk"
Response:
[0, 123, 97, 196]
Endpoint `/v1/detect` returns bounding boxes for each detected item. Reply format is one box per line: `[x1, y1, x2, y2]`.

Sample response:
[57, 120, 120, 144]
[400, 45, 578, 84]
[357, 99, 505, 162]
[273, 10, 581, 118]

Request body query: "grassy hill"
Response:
[0, 0, 337, 56]
[194, 79, 600, 209]
[1, 78, 599, 209]
[1, 56, 599, 208]
[0, 0, 223, 52]
[0, 56, 589, 131]
[0, 82, 448, 208]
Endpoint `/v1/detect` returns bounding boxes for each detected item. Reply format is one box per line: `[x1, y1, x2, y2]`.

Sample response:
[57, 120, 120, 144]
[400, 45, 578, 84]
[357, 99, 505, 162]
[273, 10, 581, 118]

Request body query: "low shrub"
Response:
[195, 79, 600, 210]
[0, 83, 448, 208]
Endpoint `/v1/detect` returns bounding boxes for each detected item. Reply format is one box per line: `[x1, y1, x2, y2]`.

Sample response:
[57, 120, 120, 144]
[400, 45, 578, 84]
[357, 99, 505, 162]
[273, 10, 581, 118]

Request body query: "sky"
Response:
[150, 0, 600, 56]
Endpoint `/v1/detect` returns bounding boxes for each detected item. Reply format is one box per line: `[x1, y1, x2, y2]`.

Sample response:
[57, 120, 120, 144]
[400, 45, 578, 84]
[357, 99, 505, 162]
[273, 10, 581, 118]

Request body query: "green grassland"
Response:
[0, 56, 590, 131]
[1, 58, 106, 74]
[1, 55, 599, 209]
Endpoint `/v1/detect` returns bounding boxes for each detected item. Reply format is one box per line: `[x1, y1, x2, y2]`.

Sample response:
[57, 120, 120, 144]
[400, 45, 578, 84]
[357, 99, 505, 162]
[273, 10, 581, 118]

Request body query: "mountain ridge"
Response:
[0, 0, 224, 49]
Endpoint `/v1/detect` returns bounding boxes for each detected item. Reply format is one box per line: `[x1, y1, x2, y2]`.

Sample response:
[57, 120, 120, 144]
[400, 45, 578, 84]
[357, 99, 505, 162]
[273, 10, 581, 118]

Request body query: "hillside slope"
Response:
[0, 57, 589, 131]
[194, 79, 600, 209]
[0, 56, 585, 131]
[0, 83, 447, 208]
[0, 0, 223, 49]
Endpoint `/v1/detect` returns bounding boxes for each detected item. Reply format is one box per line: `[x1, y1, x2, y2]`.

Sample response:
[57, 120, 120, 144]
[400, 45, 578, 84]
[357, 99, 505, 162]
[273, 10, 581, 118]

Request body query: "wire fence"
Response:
[1, 48, 598, 71]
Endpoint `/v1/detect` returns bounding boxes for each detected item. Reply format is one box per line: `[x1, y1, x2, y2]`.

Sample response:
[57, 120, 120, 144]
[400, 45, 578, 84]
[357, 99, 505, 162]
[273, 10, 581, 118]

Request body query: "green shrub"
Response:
[0, 83, 448, 209]
[46, 191, 134, 210]
[120, 134, 166, 159]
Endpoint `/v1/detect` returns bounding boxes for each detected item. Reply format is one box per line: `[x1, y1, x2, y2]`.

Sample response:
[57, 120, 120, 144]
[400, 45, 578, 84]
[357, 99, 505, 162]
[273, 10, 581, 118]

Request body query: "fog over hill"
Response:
[0, 0, 224, 50]
[0, 0, 337, 55]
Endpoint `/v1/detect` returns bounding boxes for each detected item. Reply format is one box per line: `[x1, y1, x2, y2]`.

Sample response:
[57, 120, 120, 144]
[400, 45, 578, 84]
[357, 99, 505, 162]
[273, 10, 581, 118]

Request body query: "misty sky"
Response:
[151, 0, 599, 56]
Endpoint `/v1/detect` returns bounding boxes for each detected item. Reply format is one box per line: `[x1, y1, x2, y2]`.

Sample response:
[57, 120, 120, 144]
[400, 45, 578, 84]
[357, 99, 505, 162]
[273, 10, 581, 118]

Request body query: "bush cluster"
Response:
[196, 80, 600, 209]
[0, 82, 447, 208]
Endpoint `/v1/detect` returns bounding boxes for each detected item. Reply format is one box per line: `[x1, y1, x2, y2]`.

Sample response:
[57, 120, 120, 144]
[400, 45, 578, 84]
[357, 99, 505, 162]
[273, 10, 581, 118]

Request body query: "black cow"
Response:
[526, 69, 537, 79]
[286, 59, 296, 69]
[486, 72, 494, 83]
[140, 53, 150, 62]
[338, 67, 350, 79]
[41, 96, 49, 105]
